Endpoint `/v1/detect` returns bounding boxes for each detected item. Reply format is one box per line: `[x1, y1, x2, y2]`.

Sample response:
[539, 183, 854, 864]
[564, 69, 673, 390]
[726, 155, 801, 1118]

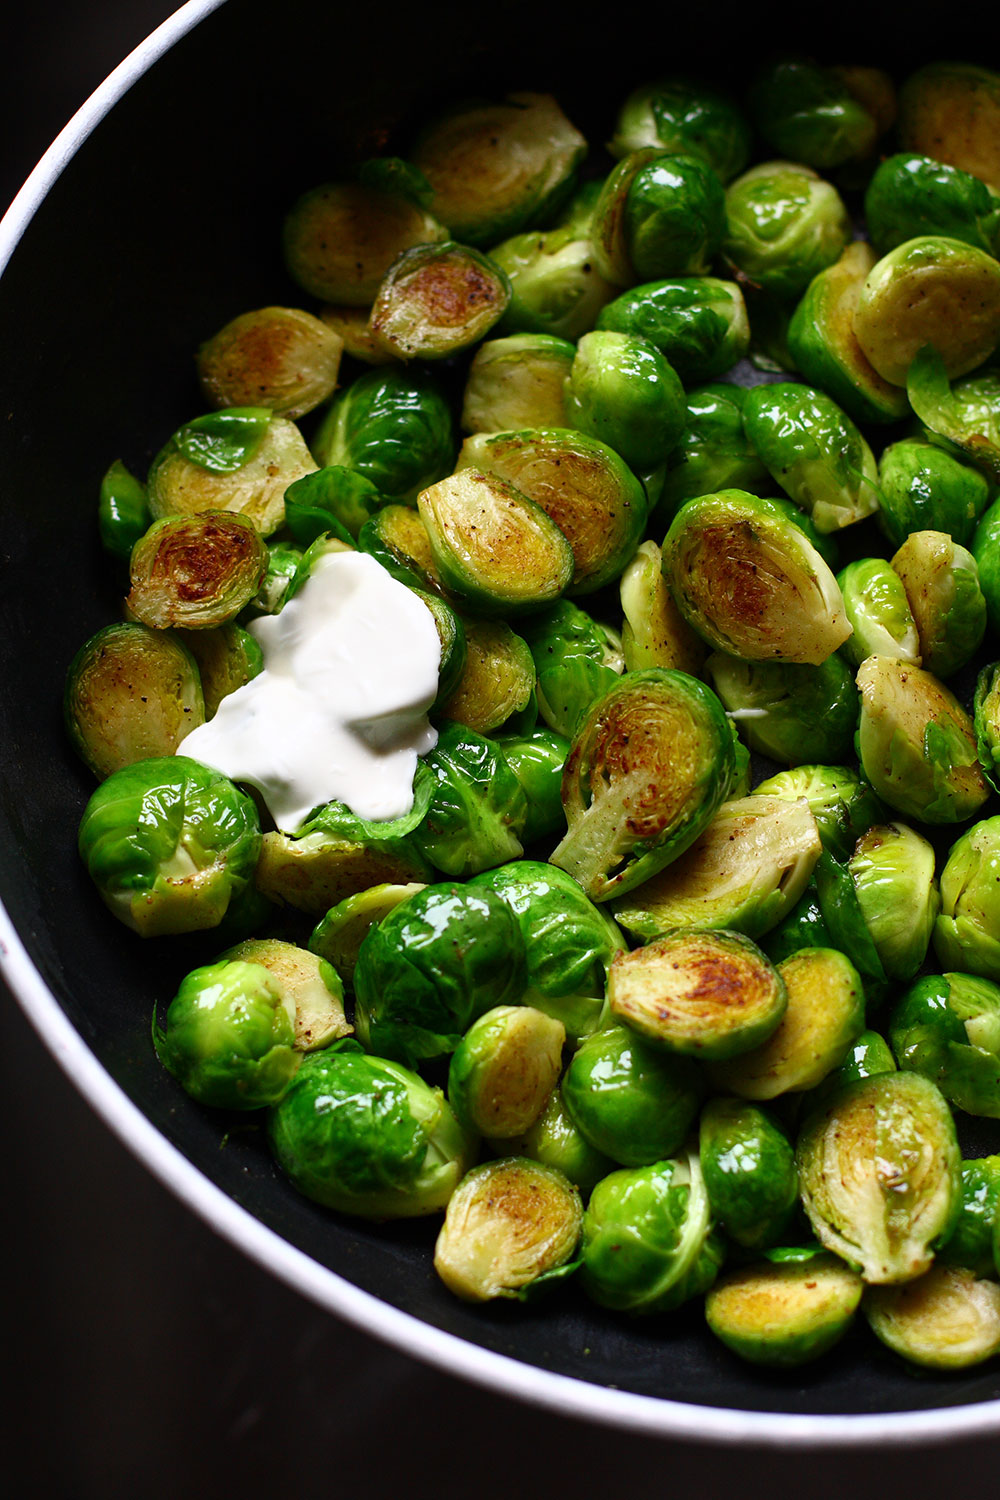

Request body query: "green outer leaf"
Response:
[172, 407, 273, 473]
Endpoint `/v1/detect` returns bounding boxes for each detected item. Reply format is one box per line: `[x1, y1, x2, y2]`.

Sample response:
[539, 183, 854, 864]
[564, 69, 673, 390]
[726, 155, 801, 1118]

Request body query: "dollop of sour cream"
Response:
[181, 550, 440, 832]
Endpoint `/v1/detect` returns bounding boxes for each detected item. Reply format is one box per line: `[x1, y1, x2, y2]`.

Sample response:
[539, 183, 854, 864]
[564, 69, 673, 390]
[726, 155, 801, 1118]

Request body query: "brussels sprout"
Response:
[148, 411, 317, 538]
[175, 622, 262, 720]
[447, 1006, 565, 1138]
[762, 881, 835, 964]
[619, 540, 708, 677]
[612, 795, 821, 944]
[889, 971, 1000, 1118]
[591, 150, 727, 286]
[412, 722, 527, 877]
[410, 92, 586, 246]
[519, 599, 624, 741]
[935, 819, 1000, 982]
[709, 946, 865, 1100]
[356, 503, 444, 594]
[698, 1096, 799, 1250]
[865, 1265, 1000, 1369]
[196, 306, 344, 418]
[848, 822, 940, 983]
[417, 468, 574, 616]
[460, 333, 574, 434]
[580, 1149, 724, 1313]
[126, 512, 269, 630]
[308, 881, 427, 988]
[706, 651, 858, 765]
[369, 242, 511, 361]
[865, 154, 1000, 258]
[564, 331, 686, 474]
[253, 827, 431, 916]
[562, 1025, 705, 1167]
[939, 1157, 1000, 1276]
[751, 764, 887, 862]
[653, 385, 770, 528]
[609, 77, 752, 183]
[608, 928, 787, 1061]
[283, 466, 383, 546]
[282, 179, 448, 306]
[748, 60, 879, 170]
[469, 860, 622, 1040]
[437, 616, 534, 736]
[705, 1252, 864, 1367]
[595, 277, 750, 386]
[154, 958, 300, 1110]
[837, 555, 922, 669]
[975, 661, 1000, 792]
[492, 728, 568, 845]
[78, 755, 261, 937]
[891, 530, 987, 680]
[312, 366, 454, 503]
[855, 655, 990, 825]
[318, 304, 396, 366]
[877, 438, 991, 552]
[722, 161, 852, 300]
[64, 622, 205, 779]
[491, 1088, 614, 1199]
[457, 427, 647, 596]
[854, 236, 1000, 388]
[798, 1071, 961, 1283]
[811, 848, 887, 989]
[909, 350, 1000, 485]
[819, 1028, 897, 1097]
[352, 882, 526, 1066]
[221, 937, 351, 1052]
[661, 490, 851, 664]
[551, 668, 738, 903]
[489, 225, 618, 341]
[832, 64, 898, 138]
[434, 1158, 582, 1302]
[98, 458, 151, 561]
[249, 539, 302, 616]
[741, 382, 880, 534]
[897, 62, 1000, 194]
[268, 1040, 471, 1217]
[786, 242, 910, 426]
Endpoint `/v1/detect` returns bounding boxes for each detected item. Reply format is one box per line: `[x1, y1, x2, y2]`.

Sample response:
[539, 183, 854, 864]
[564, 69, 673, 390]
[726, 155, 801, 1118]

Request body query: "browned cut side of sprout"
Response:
[127, 512, 269, 629]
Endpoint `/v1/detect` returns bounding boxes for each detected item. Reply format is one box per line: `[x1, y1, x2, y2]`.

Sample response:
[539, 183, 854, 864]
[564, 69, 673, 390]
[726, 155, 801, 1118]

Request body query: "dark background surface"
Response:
[3, 4, 1000, 1495]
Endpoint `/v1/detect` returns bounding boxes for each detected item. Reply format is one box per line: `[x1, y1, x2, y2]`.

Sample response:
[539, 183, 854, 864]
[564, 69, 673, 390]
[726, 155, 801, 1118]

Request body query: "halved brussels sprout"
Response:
[356, 503, 444, 594]
[550, 667, 737, 903]
[619, 540, 708, 677]
[611, 795, 821, 944]
[889, 971, 1000, 1118]
[268, 1040, 471, 1218]
[253, 827, 431, 916]
[897, 62, 1000, 194]
[434, 1158, 582, 1302]
[797, 1071, 960, 1283]
[174, 622, 261, 720]
[221, 937, 351, 1052]
[98, 458, 151, 561]
[909, 350, 1000, 485]
[457, 427, 647, 597]
[609, 77, 752, 182]
[312, 366, 454, 503]
[854, 236, 1000, 387]
[706, 652, 858, 766]
[489, 225, 618, 342]
[741, 382, 880, 534]
[412, 722, 527, 877]
[891, 530, 987, 680]
[699, 1097, 799, 1250]
[848, 822, 940, 983]
[154, 958, 300, 1110]
[491, 1088, 614, 1199]
[786, 241, 909, 426]
[417, 467, 574, 615]
[493, 727, 569, 846]
[196, 306, 344, 418]
[722, 160, 851, 300]
[662, 490, 851, 664]
[562, 1025, 704, 1167]
[564, 330, 686, 474]
[865, 153, 1000, 258]
[836, 557, 918, 670]
[748, 60, 879, 170]
[580, 1149, 723, 1314]
[126, 512, 268, 630]
[940, 1157, 1000, 1276]
[447, 1006, 565, 1138]
[934, 817, 1000, 982]
[608, 927, 787, 1061]
[709, 946, 865, 1100]
[520, 599, 624, 740]
[751, 764, 886, 862]
[78, 755, 261, 937]
[318, 304, 396, 366]
[865, 1266, 1000, 1369]
[308, 880, 427, 988]
[437, 616, 534, 735]
[282, 179, 447, 305]
[877, 437, 990, 552]
[705, 1252, 864, 1367]
[65, 622, 205, 779]
[369, 242, 511, 361]
[411, 92, 586, 245]
[460, 333, 574, 434]
[591, 149, 727, 285]
[975, 661, 1000, 792]
[855, 655, 990, 825]
[595, 277, 750, 386]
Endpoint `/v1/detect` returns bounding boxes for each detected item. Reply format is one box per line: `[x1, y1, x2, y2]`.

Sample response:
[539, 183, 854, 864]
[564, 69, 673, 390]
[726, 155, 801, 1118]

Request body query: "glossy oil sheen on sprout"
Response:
[181, 551, 439, 831]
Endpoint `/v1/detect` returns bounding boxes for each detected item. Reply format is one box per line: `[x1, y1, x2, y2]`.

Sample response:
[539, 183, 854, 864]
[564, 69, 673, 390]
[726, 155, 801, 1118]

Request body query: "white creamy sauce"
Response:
[181, 550, 440, 832]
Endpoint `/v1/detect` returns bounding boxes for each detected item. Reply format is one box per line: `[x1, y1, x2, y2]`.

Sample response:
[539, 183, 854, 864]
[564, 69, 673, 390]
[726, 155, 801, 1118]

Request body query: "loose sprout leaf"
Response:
[173, 407, 273, 473]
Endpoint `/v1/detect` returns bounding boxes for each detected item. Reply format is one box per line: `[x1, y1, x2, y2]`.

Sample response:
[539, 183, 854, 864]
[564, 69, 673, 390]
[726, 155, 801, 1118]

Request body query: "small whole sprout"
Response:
[520, 599, 624, 740]
[855, 655, 990, 825]
[154, 958, 300, 1110]
[748, 59, 880, 170]
[98, 458, 151, 561]
[811, 848, 888, 991]
[752, 764, 886, 862]
[698, 1097, 799, 1250]
[126, 512, 269, 630]
[447, 1005, 565, 1138]
[460, 333, 574, 434]
[491, 1088, 614, 1200]
[661, 490, 851, 665]
[438, 615, 534, 735]
[810, 1027, 898, 1111]
[561, 1025, 705, 1166]
[877, 437, 991, 552]
[283, 466, 383, 546]
[654, 384, 770, 526]
[706, 652, 859, 767]
[722, 160, 852, 300]
[891, 530, 987, 680]
[492, 728, 570, 845]
[864, 1265, 1000, 1371]
[563, 330, 686, 474]
[897, 62, 1000, 195]
[412, 722, 528, 878]
[308, 880, 427, 988]
[940, 1157, 1000, 1277]
[221, 937, 351, 1052]
[268, 1041, 472, 1218]
[889, 971, 1000, 1119]
[489, 225, 618, 342]
[836, 558, 921, 669]
[705, 1252, 864, 1367]
[369, 242, 511, 362]
[196, 306, 344, 418]
[865, 154, 1000, 258]
[619, 539, 708, 678]
[608, 76, 752, 182]
[853, 236, 1000, 387]
[608, 928, 787, 1061]
[434, 1158, 582, 1302]
[848, 822, 940, 984]
[312, 365, 454, 504]
[591, 149, 727, 286]
[934, 817, 1000, 982]
[595, 277, 750, 386]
